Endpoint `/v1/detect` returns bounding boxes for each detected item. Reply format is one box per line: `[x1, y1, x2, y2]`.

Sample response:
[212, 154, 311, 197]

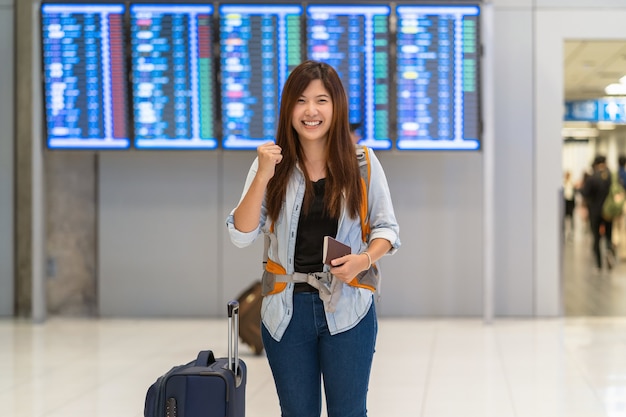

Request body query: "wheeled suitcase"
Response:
[236, 280, 264, 355]
[144, 301, 246, 417]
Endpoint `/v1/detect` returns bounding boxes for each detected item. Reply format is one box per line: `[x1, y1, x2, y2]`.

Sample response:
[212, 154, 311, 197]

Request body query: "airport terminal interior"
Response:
[4, 5, 626, 417]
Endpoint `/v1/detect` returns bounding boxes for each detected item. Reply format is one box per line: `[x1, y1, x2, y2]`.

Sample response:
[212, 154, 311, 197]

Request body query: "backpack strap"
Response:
[356, 145, 371, 242]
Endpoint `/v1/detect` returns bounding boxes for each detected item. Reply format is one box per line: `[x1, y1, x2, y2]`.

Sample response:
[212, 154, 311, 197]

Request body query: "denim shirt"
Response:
[226, 147, 400, 341]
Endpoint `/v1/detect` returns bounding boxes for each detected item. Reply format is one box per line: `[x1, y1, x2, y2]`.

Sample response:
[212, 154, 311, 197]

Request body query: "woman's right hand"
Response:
[233, 142, 283, 232]
[256, 142, 283, 181]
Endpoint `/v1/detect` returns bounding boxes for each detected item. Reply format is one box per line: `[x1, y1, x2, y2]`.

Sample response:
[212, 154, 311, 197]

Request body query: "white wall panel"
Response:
[376, 152, 484, 316]
[493, 9, 534, 315]
[98, 152, 221, 317]
[0, 9, 14, 316]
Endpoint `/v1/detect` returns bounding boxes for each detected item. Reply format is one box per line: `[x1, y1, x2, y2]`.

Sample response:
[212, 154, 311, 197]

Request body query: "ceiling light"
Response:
[605, 83, 626, 95]
[620, 75, 626, 84]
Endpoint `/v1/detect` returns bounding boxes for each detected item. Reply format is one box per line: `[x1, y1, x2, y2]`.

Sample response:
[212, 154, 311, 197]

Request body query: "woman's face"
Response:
[291, 79, 333, 145]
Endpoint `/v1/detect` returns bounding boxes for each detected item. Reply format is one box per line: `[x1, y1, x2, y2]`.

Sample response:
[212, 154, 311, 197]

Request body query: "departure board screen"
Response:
[130, 4, 217, 150]
[307, 5, 391, 150]
[396, 5, 481, 150]
[41, 3, 130, 149]
[220, 5, 303, 150]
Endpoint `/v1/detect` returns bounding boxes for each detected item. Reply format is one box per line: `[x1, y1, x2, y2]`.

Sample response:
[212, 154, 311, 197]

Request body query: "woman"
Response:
[226, 60, 400, 417]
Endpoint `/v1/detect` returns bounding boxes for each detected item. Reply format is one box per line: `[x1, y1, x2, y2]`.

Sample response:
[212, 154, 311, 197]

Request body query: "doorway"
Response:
[561, 40, 626, 316]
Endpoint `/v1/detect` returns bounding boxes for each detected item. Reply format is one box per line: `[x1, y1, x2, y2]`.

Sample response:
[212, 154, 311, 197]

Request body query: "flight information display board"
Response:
[41, 3, 130, 149]
[307, 5, 392, 150]
[130, 4, 217, 149]
[220, 4, 303, 150]
[396, 5, 481, 150]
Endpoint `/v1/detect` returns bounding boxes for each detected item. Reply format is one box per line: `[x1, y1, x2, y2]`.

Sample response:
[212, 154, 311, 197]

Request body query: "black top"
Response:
[294, 179, 338, 273]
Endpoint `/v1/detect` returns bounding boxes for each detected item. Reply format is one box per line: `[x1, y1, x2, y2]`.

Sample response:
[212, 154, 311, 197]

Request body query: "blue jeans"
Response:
[261, 292, 377, 417]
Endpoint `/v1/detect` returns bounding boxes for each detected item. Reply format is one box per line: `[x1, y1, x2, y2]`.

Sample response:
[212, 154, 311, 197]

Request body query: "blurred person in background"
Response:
[563, 170, 576, 242]
[582, 155, 615, 273]
[614, 155, 626, 260]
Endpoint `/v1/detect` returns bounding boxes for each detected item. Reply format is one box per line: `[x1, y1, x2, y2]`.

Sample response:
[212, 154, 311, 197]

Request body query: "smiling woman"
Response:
[227, 60, 401, 417]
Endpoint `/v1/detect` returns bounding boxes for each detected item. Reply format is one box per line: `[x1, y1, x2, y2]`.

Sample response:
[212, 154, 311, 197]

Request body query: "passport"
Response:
[323, 236, 351, 266]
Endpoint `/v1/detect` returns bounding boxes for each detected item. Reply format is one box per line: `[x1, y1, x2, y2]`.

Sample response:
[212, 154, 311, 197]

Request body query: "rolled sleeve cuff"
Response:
[369, 229, 401, 255]
[226, 214, 260, 248]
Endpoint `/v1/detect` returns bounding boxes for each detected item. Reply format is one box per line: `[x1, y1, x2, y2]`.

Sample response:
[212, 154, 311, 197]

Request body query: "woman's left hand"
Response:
[329, 254, 369, 283]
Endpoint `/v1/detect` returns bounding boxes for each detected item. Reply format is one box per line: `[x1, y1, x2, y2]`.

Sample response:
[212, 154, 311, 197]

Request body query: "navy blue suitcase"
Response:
[144, 301, 246, 417]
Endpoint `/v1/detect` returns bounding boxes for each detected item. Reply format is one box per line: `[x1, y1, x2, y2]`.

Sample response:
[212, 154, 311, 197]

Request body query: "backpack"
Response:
[261, 145, 374, 293]
[602, 172, 626, 220]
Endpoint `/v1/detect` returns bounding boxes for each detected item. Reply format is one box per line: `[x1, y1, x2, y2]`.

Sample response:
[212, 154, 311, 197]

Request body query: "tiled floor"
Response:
[2, 315, 626, 417]
[562, 210, 626, 316]
[3, 211, 626, 417]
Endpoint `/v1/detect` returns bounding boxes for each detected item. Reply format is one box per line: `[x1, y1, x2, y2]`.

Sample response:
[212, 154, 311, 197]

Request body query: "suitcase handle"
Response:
[195, 350, 216, 367]
[227, 300, 241, 386]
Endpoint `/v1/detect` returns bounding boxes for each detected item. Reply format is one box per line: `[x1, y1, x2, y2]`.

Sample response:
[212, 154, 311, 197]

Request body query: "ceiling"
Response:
[564, 40, 626, 101]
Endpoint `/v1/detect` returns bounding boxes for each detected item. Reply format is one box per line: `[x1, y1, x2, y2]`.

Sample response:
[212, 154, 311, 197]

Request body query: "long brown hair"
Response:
[265, 60, 362, 223]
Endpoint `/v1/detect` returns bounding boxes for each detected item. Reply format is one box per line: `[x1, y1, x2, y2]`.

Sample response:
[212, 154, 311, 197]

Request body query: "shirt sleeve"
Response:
[225, 157, 266, 248]
[366, 148, 401, 254]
